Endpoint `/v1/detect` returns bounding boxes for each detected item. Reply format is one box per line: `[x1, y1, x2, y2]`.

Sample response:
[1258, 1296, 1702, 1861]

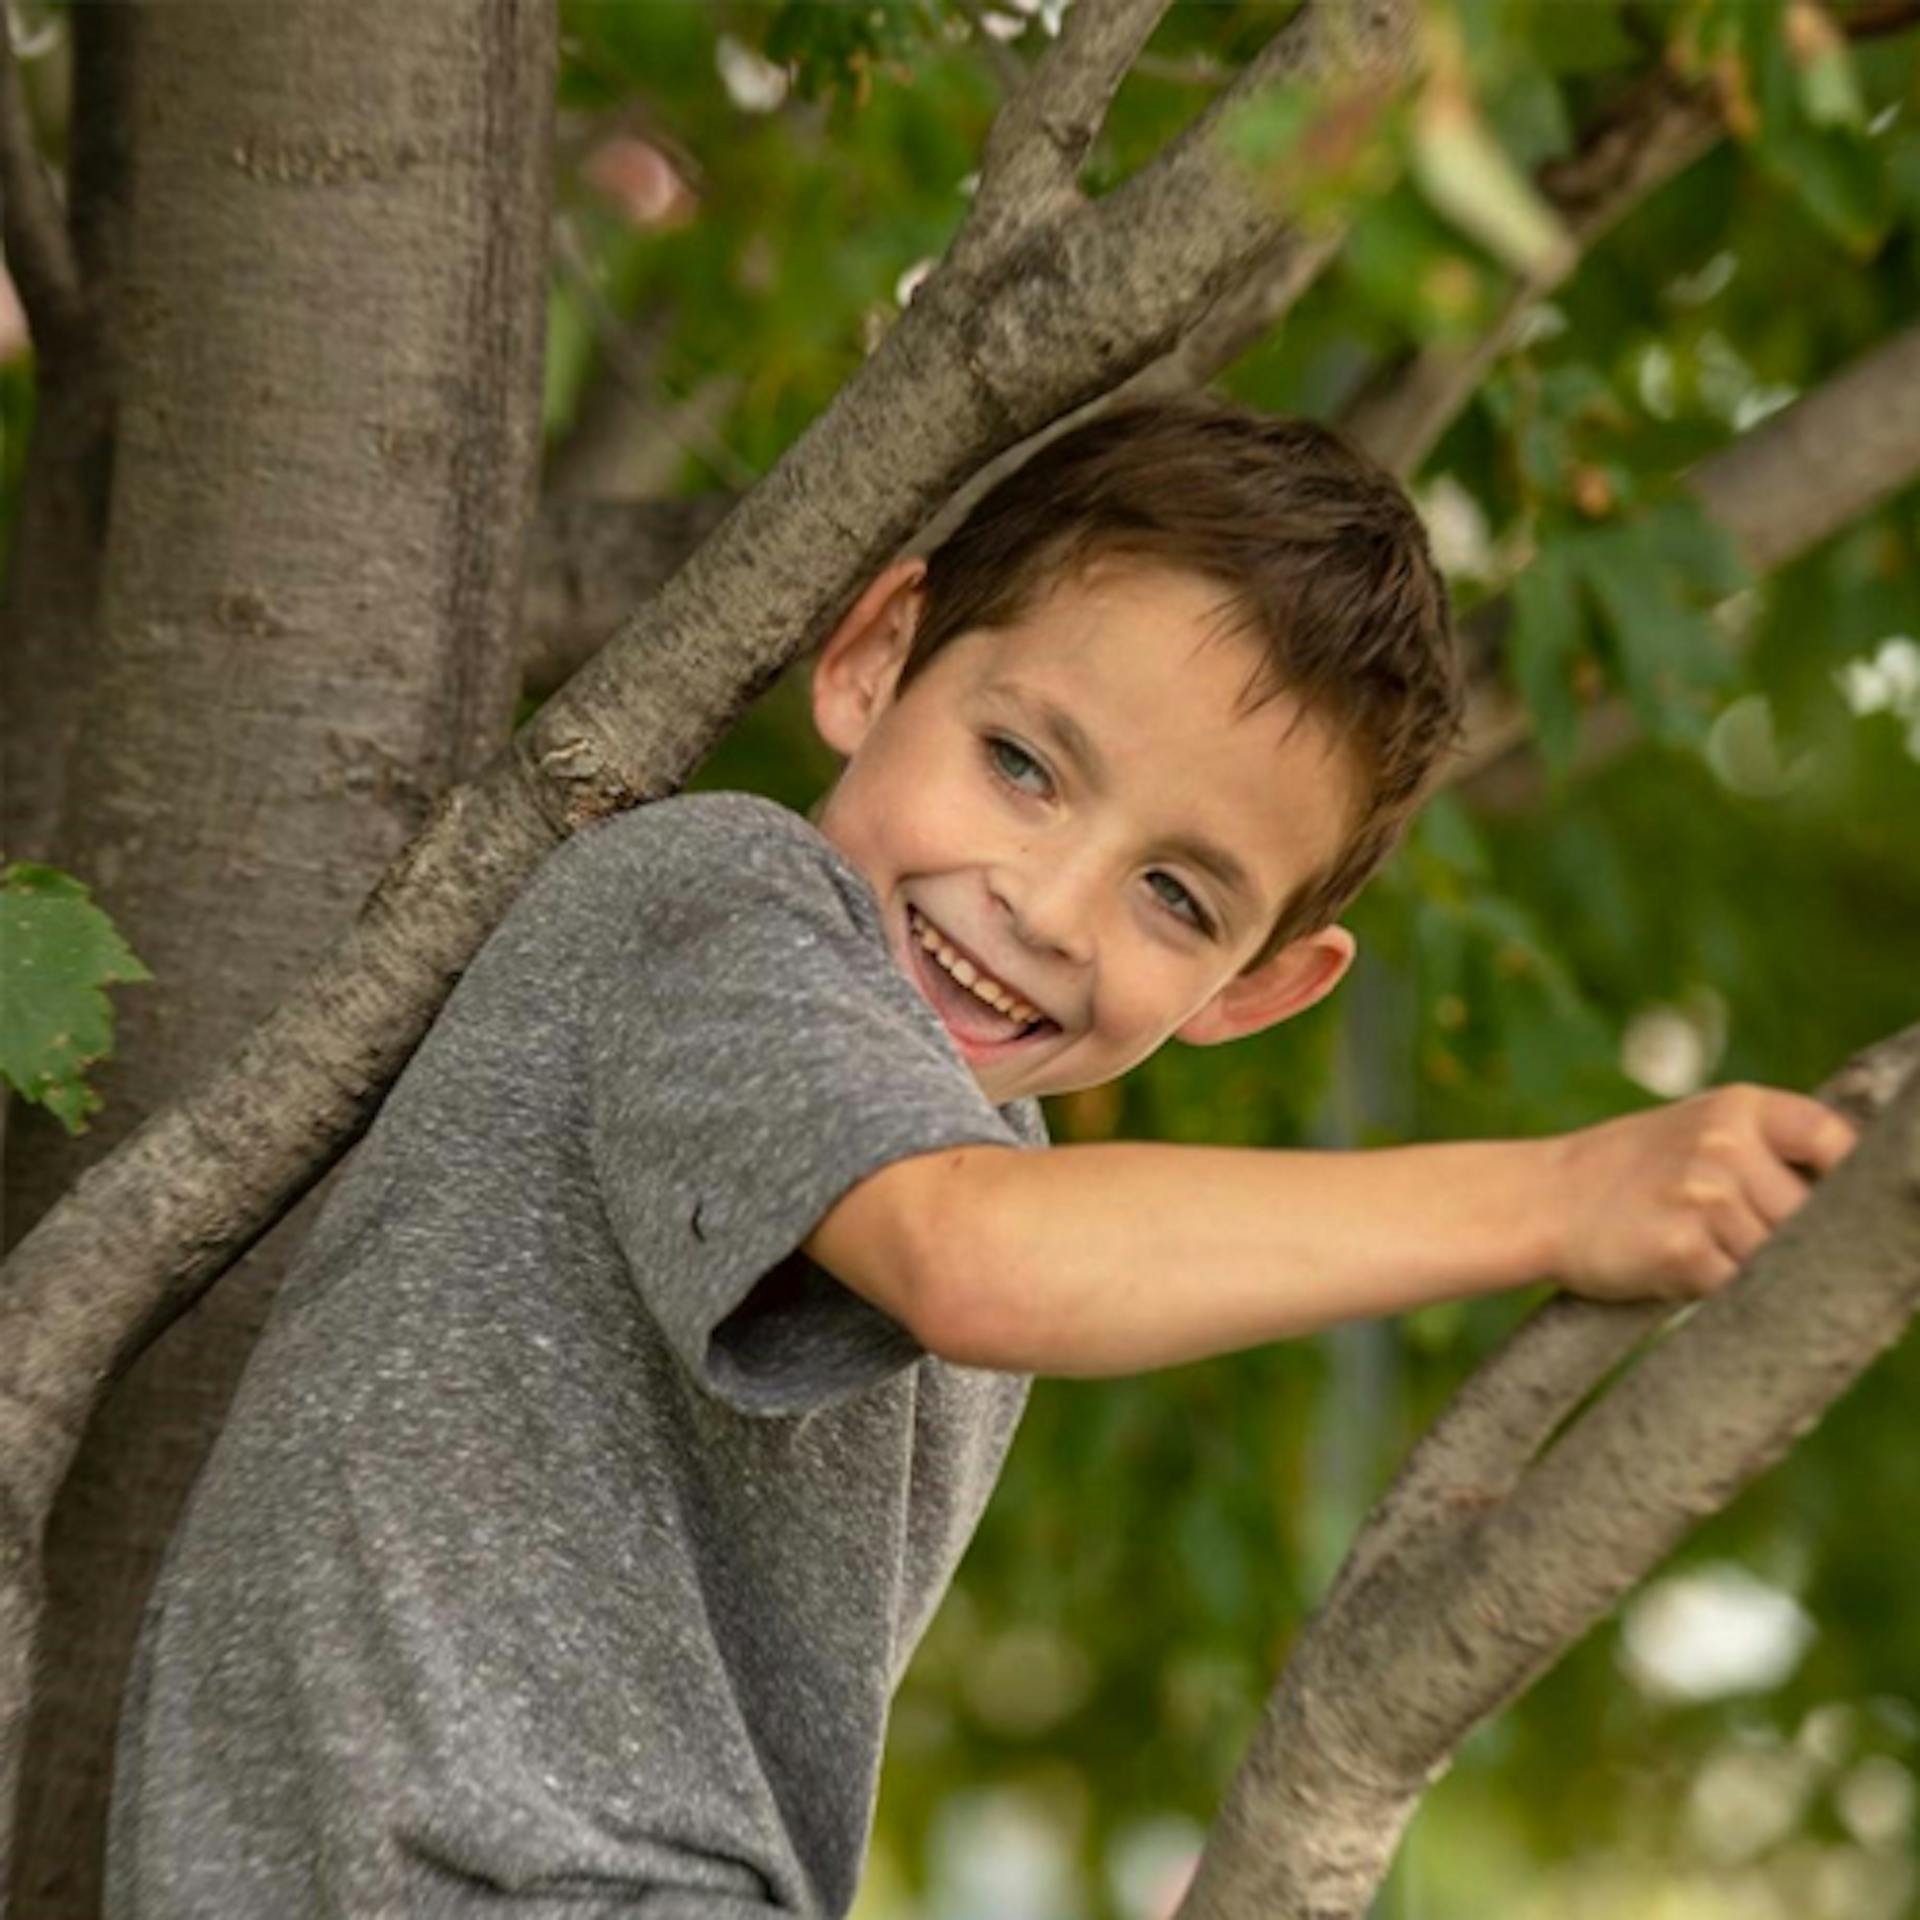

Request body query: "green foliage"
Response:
[0, 864, 150, 1133]
[763, 0, 950, 102]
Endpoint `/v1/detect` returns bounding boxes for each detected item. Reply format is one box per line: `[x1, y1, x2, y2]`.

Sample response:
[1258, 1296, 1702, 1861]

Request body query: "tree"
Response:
[4, 2, 1918, 1914]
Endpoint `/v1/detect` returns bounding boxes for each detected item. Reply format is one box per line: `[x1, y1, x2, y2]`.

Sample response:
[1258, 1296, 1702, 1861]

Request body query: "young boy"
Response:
[108, 400, 1855, 1917]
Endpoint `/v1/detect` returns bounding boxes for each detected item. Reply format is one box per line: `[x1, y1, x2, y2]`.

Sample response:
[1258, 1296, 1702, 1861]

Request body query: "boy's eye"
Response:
[985, 735, 1051, 796]
[1146, 869, 1212, 934]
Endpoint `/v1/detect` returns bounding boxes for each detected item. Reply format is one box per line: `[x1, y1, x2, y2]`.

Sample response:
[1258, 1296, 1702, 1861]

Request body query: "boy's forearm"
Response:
[921, 1138, 1566, 1376]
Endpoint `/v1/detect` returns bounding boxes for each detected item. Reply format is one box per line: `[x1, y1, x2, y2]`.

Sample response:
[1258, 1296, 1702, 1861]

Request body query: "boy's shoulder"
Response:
[552, 790, 871, 921]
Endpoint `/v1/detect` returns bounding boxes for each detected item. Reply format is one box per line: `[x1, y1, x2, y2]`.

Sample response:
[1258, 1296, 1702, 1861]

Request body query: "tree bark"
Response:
[3, 6, 553, 1910]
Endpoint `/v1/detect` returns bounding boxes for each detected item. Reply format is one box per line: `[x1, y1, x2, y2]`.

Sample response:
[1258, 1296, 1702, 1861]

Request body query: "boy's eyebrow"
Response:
[990, 684, 1260, 908]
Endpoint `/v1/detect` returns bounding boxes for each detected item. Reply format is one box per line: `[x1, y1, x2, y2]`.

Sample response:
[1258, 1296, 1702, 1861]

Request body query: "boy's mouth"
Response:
[904, 908, 1059, 1054]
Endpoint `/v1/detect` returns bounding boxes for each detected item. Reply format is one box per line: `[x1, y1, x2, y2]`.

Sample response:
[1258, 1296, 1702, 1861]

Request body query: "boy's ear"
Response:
[812, 557, 927, 755]
[1176, 925, 1357, 1047]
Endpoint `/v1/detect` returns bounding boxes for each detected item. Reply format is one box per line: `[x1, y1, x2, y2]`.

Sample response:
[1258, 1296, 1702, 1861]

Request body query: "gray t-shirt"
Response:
[108, 792, 1046, 1919]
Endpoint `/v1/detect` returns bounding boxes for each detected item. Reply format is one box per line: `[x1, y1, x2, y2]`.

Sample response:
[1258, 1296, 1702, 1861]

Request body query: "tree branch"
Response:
[953, 0, 1171, 263]
[1338, 0, 1918, 479]
[1177, 1024, 1920, 1920]
[0, 24, 84, 352]
[519, 50, 1716, 689]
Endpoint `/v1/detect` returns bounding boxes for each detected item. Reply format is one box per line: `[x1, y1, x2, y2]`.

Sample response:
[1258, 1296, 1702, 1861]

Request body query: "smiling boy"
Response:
[109, 401, 1856, 1918]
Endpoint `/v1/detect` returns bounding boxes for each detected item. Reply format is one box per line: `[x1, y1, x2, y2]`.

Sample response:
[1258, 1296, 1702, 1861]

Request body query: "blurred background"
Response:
[5, 2, 1919, 1915]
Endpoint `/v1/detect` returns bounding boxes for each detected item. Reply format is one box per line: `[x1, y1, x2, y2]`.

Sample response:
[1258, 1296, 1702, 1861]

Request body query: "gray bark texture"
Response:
[1, 3, 554, 1910]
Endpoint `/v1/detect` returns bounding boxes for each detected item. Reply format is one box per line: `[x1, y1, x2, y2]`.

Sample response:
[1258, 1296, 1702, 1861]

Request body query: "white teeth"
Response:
[909, 910, 1042, 1029]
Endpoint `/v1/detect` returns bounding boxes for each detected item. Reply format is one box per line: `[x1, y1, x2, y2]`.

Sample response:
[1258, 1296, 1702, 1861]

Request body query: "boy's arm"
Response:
[805, 1085, 1858, 1377]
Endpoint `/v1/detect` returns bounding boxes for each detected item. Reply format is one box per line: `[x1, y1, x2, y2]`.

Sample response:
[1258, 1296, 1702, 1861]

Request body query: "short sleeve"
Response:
[582, 795, 1041, 1415]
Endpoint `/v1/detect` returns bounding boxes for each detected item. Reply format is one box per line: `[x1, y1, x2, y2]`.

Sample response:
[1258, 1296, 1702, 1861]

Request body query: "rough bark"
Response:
[0, 3, 1422, 1886]
[3, 5, 553, 1910]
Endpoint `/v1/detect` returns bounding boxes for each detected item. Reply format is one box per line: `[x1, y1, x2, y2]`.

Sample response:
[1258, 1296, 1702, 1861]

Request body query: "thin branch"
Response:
[953, 0, 1173, 263]
[552, 222, 758, 492]
[1335, 0, 1918, 479]
[1839, 0, 1920, 36]
[1324, 1022, 1908, 1614]
[0, 23, 83, 350]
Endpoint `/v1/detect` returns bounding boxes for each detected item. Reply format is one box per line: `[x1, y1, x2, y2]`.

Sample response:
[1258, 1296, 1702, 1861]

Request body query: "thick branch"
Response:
[1177, 1025, 1920, 1920]
[0, 27, 83, 350]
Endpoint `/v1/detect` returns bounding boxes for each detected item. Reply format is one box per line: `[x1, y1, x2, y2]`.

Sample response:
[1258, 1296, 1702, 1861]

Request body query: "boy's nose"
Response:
[993, 856, 1097, 967]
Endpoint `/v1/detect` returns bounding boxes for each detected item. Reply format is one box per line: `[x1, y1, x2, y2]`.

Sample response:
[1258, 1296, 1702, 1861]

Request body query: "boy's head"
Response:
[811, 397, 1462, 1103]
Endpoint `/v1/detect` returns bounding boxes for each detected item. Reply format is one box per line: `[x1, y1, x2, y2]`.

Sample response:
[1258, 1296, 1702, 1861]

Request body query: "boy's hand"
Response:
[1550, 1085, 1860, 1303]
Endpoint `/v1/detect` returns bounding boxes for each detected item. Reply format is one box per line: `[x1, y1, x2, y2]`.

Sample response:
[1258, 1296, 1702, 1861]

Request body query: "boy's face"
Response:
[812, 556, 1359, 1104]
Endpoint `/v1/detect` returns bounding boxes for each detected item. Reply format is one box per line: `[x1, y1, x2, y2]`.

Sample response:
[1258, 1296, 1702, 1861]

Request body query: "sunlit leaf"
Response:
[1411, 65, 1573, 279]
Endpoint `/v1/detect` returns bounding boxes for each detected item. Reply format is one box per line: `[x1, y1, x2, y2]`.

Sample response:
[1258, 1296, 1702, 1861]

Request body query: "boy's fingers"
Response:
[1743, 1155, 1813, 1230]
[1704, 1186, 1772, 1270]
[1757, 1092, 1859, 1177]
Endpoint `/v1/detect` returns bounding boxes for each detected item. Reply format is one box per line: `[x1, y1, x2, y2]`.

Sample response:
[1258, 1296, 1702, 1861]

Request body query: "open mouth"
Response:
[905, 908, 1060, 1052]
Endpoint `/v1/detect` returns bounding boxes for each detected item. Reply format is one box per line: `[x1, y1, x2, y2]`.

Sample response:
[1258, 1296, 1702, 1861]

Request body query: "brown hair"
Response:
[902, 397, 1463, 962]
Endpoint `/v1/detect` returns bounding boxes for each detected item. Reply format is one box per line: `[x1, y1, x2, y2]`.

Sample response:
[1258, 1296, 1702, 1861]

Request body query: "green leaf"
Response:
[1570, 522, 1737, 746]
[1754, 29, 1891, 253]
[0, 864, 151, 1133]
[1638, 491, 1754, 602]
[1507, 543, 1589, 773]
[1789, 16, 1866, 128]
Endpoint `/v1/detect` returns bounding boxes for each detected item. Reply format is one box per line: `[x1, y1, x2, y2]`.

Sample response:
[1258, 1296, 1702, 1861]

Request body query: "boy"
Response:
[108, 400, 1855, 1917]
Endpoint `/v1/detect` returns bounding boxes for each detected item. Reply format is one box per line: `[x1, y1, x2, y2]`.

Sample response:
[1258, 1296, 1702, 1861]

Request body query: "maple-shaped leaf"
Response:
[0, 863, 151, 1134]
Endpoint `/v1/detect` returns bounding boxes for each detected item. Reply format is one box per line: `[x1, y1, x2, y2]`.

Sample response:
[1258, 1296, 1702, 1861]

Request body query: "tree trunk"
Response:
[3, 6, 552, 1910]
